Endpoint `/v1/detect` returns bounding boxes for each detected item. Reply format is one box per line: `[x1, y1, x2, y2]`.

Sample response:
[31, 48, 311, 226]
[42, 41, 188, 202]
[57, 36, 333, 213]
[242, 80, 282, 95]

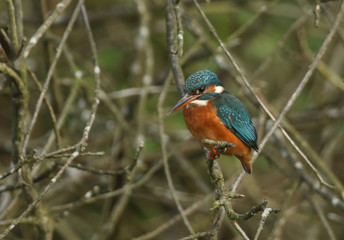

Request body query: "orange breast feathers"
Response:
[183, 101, 253, 173]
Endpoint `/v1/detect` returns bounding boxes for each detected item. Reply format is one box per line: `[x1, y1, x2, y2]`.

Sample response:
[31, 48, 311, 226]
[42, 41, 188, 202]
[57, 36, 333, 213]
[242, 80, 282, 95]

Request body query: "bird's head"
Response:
[168, 70, 224, 114]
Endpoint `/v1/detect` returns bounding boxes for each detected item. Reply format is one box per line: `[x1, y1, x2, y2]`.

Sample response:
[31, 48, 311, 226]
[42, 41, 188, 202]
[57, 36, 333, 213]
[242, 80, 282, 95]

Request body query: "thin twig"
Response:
[21, 0, 84, 156]
[107, 86, 173, 99]
[51, 159, 163, 213]
[254, 207, 279, 240]
[192, 0, 336, 188]
[255, 0, 344, 186]
[18, 0, 72, 60]
[133, 194, 213, 240]
[167, 0, 185, 96]
[28, 70, 62, 148]
[13, 0, 23, 44]
[41, 55, 82, 154]
[305, 194, 337, 240]
[158, 73, 195, 233]
[91, 141, 144, 240]
[135, 0, 154, 142]
[6, 0, 19, 53]
[267, 181, 300, 240]
[0, 1, 102, 238]
[206, 153, 278, 238]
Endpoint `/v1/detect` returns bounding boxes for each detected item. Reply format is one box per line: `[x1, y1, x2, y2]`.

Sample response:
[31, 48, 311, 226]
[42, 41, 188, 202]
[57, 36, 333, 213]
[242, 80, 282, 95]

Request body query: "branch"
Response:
[21, 0, 83, 157]
[6, 0, 19, 53]
[158, 72, 195, 233]
[192, 0, 338, 189]
[254, 207, 280, 240]
[205, 146, 279, 238]
[166, 0, 185, 96]
[0, 1, 102, 238]
[18, 0, 72, 60]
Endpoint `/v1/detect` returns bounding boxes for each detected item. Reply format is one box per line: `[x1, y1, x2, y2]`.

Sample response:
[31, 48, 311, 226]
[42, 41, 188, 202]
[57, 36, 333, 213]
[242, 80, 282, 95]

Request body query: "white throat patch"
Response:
[187, 99, 209, 107]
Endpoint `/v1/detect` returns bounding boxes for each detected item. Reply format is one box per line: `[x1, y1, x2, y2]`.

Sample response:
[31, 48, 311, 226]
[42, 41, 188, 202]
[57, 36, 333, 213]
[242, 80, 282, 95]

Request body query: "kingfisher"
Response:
[168, 70, 258, 173]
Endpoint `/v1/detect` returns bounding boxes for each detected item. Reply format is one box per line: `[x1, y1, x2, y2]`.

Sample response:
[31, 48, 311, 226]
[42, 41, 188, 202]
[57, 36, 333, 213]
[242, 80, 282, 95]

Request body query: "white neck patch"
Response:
[215, 86, 224, 93]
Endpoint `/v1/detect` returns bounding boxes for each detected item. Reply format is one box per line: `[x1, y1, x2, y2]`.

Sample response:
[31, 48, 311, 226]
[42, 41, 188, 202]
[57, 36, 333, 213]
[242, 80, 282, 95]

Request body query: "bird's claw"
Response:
[208, 146, 220, 160]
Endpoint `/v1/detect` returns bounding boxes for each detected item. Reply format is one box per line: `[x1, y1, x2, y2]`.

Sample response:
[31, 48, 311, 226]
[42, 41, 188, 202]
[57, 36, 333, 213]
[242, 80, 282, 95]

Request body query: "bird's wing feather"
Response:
[214, 91, 258, 151]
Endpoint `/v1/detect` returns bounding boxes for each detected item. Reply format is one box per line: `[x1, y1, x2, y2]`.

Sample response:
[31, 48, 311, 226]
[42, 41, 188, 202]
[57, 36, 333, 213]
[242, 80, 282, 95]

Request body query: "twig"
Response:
[99, 90, 132, 133]
[21, 0, 83, 157]
[51, 159, 163, 213]
[41, 69, 81, 154]
[192, 0, 336, 188]
[166, 0, 185, 96]
[274, 133, 344, 213]
[298, 28, 344, 92]
[18, 0, 72, 60]
[201, 139, 236, 150]
[79, 2, 101, 145]
[55, 160, 141, 178]
[133, 193, 213, 240]
[6, 0, 19, 53]
[171, 146, 211, 193]
[28, 70, 62, 149]
[135, 0, 154, 142]
[0, 1, 101, 238]
[0, 145, 82, 181]
[179, 207, 251, 240]
[13, 0, 23, 44]
[107, 86, 173, 99]
[206, 154, 278, 238]
[183, 1, 339, 195]
[0, 63, 25, 99]
[305, 194, 336, 240]
[173, 0, 184, 57]
[158, 71, 195, 233]
[0, 153, 80, 239]
[232, 221, 250, 240]
[266, 180, 300, 240]
[202, 139, 279, 238]
[0, 160, 27, 180]
[178, 231, 215, 240]
[314, 0, 321, 27]
[53, 151, 104, 158]
[254, 207, 279, 240]
[250, 10, 312, 81]
[91, 141, 144, 240]
[225, 1, 271, 44]
[250, 0, 344, 187]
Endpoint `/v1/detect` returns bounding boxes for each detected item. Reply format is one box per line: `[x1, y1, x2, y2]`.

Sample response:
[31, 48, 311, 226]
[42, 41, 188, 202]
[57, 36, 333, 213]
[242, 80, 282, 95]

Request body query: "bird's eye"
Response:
[193, 87, 205, 95]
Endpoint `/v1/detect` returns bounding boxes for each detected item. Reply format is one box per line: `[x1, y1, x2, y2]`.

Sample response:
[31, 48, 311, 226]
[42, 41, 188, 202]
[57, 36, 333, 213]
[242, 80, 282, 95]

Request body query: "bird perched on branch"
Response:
[168, 70, 258, 173]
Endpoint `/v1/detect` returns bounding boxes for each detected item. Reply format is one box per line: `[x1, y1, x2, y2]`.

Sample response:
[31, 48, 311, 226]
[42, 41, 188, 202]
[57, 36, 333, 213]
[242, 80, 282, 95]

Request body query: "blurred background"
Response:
[0, 0, 344, 239]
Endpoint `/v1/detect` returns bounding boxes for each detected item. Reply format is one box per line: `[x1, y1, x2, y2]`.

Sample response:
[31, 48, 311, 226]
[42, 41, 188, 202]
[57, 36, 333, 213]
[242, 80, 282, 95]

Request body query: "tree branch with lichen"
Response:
[203, 139, 279, 238]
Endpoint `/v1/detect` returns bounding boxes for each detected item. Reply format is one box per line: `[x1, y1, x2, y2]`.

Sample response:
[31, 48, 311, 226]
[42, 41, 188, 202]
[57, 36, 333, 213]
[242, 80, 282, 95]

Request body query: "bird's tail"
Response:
[238, 153, 252, 174]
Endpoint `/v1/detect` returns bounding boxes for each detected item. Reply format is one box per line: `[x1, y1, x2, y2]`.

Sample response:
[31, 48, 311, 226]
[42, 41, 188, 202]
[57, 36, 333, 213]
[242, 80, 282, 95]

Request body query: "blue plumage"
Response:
[169, 70, 258, 173]
[183, 70, 222, 94]
[172, 69, 258, 151]
[214, 90, 259, 151]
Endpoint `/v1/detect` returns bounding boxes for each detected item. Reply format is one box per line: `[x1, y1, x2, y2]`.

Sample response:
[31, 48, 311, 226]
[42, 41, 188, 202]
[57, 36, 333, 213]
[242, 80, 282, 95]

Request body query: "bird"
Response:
[168, 70, 258, 174]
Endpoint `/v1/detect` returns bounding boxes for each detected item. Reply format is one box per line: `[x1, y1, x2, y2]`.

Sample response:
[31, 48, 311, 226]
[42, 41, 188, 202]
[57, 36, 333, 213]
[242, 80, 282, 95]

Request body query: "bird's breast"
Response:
[183, 102, 250, 156]
[183, 102, 222, 141]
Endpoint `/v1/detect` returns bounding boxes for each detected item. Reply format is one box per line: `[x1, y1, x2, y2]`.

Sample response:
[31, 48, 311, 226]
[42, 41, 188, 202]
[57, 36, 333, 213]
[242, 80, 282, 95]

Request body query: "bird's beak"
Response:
[168, 94, 199, 115]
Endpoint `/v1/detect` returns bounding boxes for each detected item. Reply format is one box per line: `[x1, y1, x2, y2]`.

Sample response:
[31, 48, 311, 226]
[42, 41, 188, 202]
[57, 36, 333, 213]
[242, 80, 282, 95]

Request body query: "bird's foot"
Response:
[208, 146, 220, 160]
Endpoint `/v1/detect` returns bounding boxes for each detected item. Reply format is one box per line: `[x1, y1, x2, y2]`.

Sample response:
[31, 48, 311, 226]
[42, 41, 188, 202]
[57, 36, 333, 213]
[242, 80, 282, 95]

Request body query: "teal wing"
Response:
[214, 90, 258, 151]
